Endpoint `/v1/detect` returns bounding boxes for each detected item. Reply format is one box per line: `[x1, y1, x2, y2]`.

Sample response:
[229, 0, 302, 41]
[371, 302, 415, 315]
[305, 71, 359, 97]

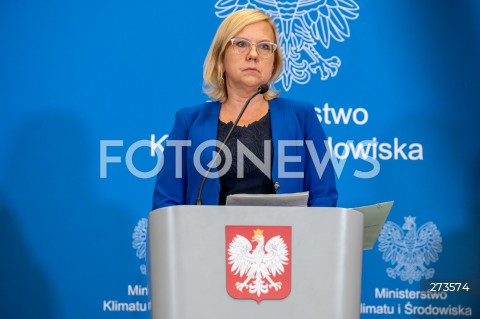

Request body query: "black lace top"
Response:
[217, 111, 276, 205]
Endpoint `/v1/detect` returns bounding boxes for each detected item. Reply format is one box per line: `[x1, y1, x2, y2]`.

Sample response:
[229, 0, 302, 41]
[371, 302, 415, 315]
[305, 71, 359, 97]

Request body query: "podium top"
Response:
[150, 203, 391, 250]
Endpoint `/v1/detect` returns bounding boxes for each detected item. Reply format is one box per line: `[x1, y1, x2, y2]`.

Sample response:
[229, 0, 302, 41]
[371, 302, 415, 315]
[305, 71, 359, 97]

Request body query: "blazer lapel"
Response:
[269, 98, 286, 185]
[203, 101, 221, 142]
[200, 101, 221, 204]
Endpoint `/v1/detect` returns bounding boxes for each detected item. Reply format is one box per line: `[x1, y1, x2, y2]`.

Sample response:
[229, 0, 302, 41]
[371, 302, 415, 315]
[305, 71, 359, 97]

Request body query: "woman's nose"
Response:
[247, 45, 259, 60]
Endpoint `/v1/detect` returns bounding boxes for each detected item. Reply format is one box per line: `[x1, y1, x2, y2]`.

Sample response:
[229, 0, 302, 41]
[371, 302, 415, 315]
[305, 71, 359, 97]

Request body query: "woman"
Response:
[152, 9, 338, 209]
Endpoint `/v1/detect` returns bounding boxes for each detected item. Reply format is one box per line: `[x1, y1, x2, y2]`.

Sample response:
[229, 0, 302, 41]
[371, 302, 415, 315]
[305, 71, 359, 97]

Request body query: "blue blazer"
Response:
[152, 98, 338, 209]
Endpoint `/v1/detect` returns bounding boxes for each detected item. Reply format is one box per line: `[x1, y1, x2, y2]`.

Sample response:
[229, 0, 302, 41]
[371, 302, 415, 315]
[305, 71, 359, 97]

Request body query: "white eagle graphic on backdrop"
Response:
[378, 216, 443, 284]
[215, 0, 360, 91]
[228, 229, 289, 296]
[132, 218, 148, 275]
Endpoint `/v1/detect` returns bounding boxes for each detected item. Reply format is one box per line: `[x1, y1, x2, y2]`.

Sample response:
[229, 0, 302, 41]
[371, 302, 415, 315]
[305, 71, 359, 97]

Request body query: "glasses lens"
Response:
[256, 42, 276, 57]
[231, 39, 251, 54]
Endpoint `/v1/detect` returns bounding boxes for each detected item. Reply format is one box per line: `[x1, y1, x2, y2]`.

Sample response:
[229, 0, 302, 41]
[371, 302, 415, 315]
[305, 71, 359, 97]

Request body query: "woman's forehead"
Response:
[233, 21, 275, 41]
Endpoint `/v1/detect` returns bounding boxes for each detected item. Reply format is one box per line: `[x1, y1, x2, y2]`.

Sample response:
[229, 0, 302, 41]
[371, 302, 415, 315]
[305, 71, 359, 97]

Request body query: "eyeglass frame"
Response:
[228, 38, 278, 57]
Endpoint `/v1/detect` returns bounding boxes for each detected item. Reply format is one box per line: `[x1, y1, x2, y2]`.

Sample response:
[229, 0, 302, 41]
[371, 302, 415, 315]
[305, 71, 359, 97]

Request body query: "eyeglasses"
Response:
[229, 38, 277, 58]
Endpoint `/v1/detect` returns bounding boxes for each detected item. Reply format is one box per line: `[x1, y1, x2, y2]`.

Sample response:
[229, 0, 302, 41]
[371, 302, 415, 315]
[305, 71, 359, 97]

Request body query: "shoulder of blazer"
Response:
[272, 97, 317, 123]
[272, 97, 314, 113]
[176, 101, 221, 125]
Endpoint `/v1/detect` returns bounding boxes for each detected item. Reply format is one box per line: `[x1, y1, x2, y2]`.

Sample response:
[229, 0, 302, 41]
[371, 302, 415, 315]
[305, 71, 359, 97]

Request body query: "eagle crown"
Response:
[403, 216, 416, 231]
[253, 229, 264, 236]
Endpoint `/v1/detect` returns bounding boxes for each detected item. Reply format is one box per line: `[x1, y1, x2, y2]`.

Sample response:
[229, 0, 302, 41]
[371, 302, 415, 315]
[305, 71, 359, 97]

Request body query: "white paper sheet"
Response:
[226, 193, 393, 250]
[226, 191, 309, 207]
[351, 201, 394, 250]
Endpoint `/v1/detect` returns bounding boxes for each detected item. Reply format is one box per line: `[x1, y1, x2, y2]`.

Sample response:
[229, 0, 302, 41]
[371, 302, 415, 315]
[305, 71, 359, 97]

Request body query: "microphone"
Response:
[196, 84, 269, 205]
[258, 83, 269, 94]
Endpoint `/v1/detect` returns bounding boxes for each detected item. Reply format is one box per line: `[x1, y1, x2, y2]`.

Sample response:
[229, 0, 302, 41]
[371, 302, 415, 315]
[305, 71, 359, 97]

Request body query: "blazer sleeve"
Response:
[152, 110, 189, 210]
[303, 105, 338, 207]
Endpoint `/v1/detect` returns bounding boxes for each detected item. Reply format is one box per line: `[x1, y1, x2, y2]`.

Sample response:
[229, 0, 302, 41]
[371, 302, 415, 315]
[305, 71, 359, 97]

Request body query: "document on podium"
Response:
[351, 201, 394, 250]
[226, 191, 309, 207]
[226, 193, 392, 250]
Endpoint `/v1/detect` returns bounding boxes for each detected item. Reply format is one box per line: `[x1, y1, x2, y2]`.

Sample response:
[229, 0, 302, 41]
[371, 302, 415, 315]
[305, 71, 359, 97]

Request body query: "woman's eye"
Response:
[236, 40, 248, 48]
[258, 43, 271, 51]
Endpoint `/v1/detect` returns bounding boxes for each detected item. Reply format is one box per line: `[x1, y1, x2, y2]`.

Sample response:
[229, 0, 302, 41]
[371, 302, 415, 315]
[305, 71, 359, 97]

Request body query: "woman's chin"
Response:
[234, 79, 266, 90]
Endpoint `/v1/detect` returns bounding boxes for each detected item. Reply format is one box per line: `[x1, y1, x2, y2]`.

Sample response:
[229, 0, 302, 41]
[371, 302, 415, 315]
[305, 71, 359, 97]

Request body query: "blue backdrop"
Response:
[1, 0, 479, 318]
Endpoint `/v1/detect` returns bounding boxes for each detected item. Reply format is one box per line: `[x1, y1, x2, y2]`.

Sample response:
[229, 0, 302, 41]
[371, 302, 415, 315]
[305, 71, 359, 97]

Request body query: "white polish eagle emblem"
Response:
[378, 216, 443, 284]
[132, 218, 148, 275]
[226, 226, 291, 302]
[215, 0, 360, 91]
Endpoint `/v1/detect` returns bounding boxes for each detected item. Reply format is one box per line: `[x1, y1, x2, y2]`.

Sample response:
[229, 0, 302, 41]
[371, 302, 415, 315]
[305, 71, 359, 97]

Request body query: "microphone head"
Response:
[258, 84, 269, 94]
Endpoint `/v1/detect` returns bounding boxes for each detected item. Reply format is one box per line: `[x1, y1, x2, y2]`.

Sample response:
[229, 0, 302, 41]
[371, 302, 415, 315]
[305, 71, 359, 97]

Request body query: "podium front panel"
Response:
[149, 206, 363, 319]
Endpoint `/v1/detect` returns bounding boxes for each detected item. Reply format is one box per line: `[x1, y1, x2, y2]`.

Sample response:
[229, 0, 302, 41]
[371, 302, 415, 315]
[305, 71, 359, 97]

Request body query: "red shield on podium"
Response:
[225, 225, 292, 303]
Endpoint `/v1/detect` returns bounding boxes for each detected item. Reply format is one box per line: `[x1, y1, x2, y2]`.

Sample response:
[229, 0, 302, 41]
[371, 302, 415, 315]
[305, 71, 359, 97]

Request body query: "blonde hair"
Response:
[203, 9, 283, 102]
